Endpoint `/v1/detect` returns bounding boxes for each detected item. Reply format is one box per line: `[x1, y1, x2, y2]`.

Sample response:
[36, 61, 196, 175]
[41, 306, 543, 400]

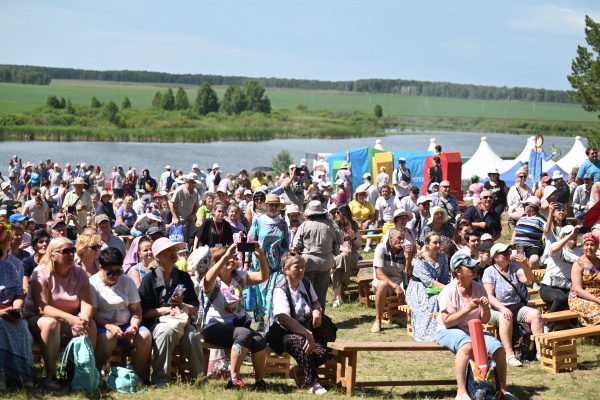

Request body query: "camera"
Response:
[67, 206, 77, 214]
[295, 167, 304, 177]
[238, 241, 255, 253]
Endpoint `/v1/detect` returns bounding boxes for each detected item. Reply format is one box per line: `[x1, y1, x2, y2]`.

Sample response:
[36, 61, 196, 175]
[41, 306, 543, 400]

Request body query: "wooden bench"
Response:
[528, 298, 550, 313]
[398, 304, 413, 336]
[328, 341, 455, 396]
[350, 276, 374, 307]
[532, 325, 600, 373]
[119, 234, 135, 251]
[531, 269, 546, 285]
[368, 294, 405, 323]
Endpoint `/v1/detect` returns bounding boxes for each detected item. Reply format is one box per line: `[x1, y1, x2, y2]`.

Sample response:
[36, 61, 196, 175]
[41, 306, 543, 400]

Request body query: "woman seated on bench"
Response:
[436, 253, 518, 400]
[569, 233, 600, 326]
[270, 252, 329, 395]
[201, 243, 270, 389]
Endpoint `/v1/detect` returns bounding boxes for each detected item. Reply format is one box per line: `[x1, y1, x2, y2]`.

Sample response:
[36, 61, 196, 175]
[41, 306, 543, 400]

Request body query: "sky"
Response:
[1, 1, 600, 90]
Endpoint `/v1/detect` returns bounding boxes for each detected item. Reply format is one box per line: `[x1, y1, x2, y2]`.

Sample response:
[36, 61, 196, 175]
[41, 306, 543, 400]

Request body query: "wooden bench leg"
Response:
[346, 351, 357, 396]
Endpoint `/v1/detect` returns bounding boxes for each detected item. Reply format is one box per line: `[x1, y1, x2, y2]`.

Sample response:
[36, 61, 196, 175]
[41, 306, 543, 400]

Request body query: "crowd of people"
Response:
[0, 144, 600, 399]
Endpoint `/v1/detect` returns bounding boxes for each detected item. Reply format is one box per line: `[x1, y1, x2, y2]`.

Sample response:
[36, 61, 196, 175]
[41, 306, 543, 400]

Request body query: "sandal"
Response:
[506, 355, 523, 367]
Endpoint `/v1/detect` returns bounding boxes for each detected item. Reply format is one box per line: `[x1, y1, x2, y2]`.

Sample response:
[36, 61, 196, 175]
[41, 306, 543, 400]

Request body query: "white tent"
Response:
[556, 136, 587, 173]
[462, 137, 511, 180]
[374, 139, 384, 151]
[514, 136, 536, 163]
[427, 138, 437, 152]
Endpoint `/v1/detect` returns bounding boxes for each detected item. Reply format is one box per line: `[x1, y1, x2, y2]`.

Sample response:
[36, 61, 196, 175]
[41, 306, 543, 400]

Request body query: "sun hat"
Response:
[289, 164, 297, 170]
[340, 162, 349, 169]
[480, 233, 494, 242]
[72, 177, 87, 187]
[490, 243, 511, 257]
[212, 163, 220, 169]
[393, 208, 414, 222]
[192, 163, 199, 169]
[152, 237, 186, 258]
[9, 213, 26, 223]
[541, 186, 557, 203]
[175, 175, 186, 184]
[186, 172, 201, 184]
[551, 170, 564, 180]
[417, 195, 431, 205]
[304, 200, 327, 216]
[285, 204, 300, 215]
[427, 206, 450, 224]
[265, 194, 280, 204]
[147, 210, 162, 222]
[450, 253, 479, 270]
[187, 245, 213, 275]
[1, 182, 11, 190]
[428, 182, 440, 191]
[164, 165, 171, 170]
[327, 203, 338, 214]
[559, 225, 575, 237]
[336, 179, 344, 186]
[100, 190, 112, 199]
[354, 187, 367, 195]
[243, 189, 252, 196]
[95, 214, 111, 225]
[521, 196, 541, 208]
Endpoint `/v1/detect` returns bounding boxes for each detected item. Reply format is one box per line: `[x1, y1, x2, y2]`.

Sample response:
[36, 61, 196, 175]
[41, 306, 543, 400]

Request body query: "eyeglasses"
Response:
[37, 239, 50, 245]
[87, 245, 102, 251]
[481, 196, 493, 200]
[518, 175, 526, 178]
[105, 269, 123, 277]
[56, 247, 76, 255]
[441, 185, 450, 189]
[330, 209, 339, 215]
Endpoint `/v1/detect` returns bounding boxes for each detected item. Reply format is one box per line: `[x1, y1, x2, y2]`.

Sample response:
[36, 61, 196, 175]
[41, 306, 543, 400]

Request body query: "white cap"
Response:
[300, 159, 307, 165]
[336, 179, 344, 185]
[164, 165, 171, 170]
[363, 173, 371, 179]
[192, 163, 199, 169]
[243, 189, 252, 196]
[212, 163, 220, 169]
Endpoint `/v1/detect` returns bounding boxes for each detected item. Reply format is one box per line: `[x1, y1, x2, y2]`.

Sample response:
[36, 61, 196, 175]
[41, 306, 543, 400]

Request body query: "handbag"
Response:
[169, 224, 185, 243]
[494, 266, 529, 306]
[108, 366, 144, 393]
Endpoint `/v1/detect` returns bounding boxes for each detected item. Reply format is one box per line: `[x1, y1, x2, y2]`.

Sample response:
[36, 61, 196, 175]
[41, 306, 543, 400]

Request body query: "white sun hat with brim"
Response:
[152, 237, 186, 257]
[541, 186, 557, 203]
[393, 208, 413, 222]
[304, 200, 327, 216]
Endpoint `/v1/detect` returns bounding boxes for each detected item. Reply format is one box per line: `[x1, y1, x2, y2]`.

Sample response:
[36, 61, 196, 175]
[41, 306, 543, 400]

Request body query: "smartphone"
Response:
[516, 244, 525, 255]
[7, 309, 21, 320]
[237, 242, 255, 253]
[67, 206, 77, 214]
[556, 202, 564, 211]
[168, 284, 186, 304]
[579, 226, 591, 234]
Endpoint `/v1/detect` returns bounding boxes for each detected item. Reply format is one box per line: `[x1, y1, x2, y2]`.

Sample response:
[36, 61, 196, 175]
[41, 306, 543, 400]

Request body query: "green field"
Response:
[0, 80, 597, 123]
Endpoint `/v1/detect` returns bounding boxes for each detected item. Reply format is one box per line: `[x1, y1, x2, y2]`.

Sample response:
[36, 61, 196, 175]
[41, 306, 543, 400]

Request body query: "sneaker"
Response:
[254, 379, 269, 390]
[536, 353, 541, 361]
[543, 324, 553, 334]
[44, 375, 61, 390]
[506, 355, 523, 367]
[332, 298, 341, 308]
[227, 377, 245, 389]
[289, 365, 304, 388]
[371, 321, 381, 333]
[502, 391, 520, 400]
[363, 246, 372, 253]
[307, 382, 327, 395]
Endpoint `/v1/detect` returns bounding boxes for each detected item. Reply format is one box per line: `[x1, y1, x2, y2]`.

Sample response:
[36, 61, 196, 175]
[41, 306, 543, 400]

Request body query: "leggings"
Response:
[284, 333, 329, 387]
[539, 284, 577, 329]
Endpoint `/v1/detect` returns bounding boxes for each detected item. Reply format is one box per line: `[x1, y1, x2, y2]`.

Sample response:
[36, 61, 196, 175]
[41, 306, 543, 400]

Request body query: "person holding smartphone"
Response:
[90, 248, 152, 383]
[0, 247, 34, 389]
[510, 196, 546, 270]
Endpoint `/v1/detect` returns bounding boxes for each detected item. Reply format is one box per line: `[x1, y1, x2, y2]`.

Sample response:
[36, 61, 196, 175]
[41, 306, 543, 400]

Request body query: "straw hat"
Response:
[72, 177, 87, 187]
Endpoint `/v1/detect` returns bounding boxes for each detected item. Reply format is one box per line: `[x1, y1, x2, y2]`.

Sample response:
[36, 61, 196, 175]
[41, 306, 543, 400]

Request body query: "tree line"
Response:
[1, 64, 574, 103]
[0, 66, 50, 85]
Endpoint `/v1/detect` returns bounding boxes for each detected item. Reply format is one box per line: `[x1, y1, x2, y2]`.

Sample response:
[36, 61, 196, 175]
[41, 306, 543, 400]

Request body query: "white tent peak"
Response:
[428, 138, 437, 152]
[514, 136, 536, 163]
[374, 139, 384, 150]
[461, 136, 510, 180]
[556, 135, 588, 173]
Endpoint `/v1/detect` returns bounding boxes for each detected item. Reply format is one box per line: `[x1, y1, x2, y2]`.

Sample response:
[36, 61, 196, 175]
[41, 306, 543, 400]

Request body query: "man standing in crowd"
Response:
[392, 158, 412, 199]
[170, 173, 200, 245]
[577, 147, 600, 184]
[62, 177, 93, 228]
[430, 180, 460, 222]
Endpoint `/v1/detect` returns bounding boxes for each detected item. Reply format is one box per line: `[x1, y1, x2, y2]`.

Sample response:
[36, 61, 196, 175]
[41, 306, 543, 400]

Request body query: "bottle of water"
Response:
[126, 357, 133, 370]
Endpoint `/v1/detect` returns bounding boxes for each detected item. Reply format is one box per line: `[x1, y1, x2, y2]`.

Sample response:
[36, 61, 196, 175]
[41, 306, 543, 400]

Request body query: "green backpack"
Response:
[108, 366, 144, 393]
[60, 336, 101, 391]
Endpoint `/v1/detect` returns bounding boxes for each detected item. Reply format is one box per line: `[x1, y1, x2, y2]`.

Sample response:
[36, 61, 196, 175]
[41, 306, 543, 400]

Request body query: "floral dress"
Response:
[0, 258, 34, 381]
[405, 252, 449, 342]
[247, 214, 289, 318]
[568, 258, 600, 326]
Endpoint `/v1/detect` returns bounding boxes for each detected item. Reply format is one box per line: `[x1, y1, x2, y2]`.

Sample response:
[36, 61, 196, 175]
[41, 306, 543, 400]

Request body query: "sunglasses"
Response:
[87, 245, 102, 251]
[481, 196, 493, 200]
[440, 185, 450, 189]
[105, 269, 123, 277]
[57, 247, 76, 255]
[330, 209, 339, 215]
[518, 175, 526, 178]
[37, 239, 50, 245]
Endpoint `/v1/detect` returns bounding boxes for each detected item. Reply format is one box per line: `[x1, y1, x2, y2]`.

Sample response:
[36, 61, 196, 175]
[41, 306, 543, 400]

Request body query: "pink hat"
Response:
[152, 237, 186, 257]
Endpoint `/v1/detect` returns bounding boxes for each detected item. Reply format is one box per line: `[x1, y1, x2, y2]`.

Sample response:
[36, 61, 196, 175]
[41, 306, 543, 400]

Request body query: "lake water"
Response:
[0, 132, 585, 176]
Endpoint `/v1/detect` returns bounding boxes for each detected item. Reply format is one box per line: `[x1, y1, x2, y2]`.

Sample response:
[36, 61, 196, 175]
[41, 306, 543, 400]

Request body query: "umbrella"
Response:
[584, 202, 600, 227]
[251, 166, 273, 172]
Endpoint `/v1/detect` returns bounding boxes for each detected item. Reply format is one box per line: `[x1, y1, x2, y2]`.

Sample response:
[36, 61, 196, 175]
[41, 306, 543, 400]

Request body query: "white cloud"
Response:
[509, 5, 600, 35]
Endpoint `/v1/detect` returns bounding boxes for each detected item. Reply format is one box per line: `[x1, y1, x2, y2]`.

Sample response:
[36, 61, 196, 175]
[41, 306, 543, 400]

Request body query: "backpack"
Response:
[84, 173, 94, 189]
[465, 358, 501, 400]
[60, 336, 100, 392]
[108, 366, 144, 393]
[511, 321, 535, 362]
[166, 174, 175, 192]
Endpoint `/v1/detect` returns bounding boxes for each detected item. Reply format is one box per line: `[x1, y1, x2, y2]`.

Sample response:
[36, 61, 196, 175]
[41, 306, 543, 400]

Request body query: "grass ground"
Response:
[1, 220, 599, 399]
[0, 80, 597, 123]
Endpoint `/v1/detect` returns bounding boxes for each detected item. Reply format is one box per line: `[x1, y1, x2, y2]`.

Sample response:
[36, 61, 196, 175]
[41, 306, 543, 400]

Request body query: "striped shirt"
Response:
[514, 213, 547, 248]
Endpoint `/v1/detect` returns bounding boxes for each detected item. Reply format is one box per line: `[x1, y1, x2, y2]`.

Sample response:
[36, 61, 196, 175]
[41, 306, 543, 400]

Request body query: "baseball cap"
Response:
[584, 174, 593, 180]
[363, 173, 371, 179]
[450, 253, 479, 270]
[9, 213, 26, 223]
[146, 226, 163, 236]
[50, 220, 66, 229]
[479, 241, 494, 253]
[490, 243, 511, 257]
[336, 179, 344, 186]
[95, 214, 111, 225]
[417, 195, 431, 205]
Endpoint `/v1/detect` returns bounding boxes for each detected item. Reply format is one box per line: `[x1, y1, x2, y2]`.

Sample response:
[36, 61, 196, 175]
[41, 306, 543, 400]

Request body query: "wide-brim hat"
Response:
[541, 186, 557, 203]
[72, 177, 87, 187]
[265, 194, 280, 204]
[0, 182, 11, 191]
[187, 245, 213, 275]
[551, 170, 564, 180]
[304, 200, 327, 216]
[100, 190, 112, 199]
[186, 172, 201, 184]
[147, 210, 163, 222]
[393, 208, 413, 222]
[427, 206, 450, 224]
[340, 162, 349, 169]
[152, 237, 186, 258]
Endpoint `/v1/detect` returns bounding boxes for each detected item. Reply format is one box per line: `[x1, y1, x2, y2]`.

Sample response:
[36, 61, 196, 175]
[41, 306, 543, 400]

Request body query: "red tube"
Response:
[468, 319, 488, 375]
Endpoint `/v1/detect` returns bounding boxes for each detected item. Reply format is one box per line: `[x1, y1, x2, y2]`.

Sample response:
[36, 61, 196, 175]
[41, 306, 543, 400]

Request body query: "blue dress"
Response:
[528, 148, 553, 186]
[0, 258, 34, 381]
[247, 214, 289, 318]
[405, 253, 450, 342]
